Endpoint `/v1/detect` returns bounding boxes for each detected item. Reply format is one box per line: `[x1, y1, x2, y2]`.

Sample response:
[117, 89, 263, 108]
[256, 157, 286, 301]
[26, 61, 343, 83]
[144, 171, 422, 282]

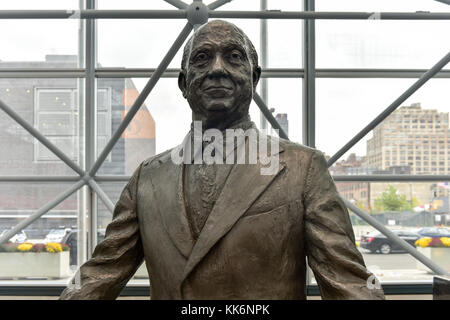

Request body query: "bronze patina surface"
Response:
[60, 20, 385, 300]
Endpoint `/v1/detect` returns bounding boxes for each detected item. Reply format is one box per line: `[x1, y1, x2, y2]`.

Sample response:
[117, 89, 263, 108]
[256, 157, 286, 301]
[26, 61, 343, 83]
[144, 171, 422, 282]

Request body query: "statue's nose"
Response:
[209, 55, 226, 76]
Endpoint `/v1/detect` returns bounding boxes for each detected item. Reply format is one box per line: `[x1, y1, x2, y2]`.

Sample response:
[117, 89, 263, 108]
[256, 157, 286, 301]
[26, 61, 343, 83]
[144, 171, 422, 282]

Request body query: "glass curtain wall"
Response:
[0, 0, 449, 295]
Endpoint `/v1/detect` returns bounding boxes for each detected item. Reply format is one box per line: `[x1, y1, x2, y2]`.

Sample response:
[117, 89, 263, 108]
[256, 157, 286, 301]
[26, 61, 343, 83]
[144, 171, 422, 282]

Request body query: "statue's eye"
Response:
[230, 50, 243, 61]
[195, 52, 208, 63]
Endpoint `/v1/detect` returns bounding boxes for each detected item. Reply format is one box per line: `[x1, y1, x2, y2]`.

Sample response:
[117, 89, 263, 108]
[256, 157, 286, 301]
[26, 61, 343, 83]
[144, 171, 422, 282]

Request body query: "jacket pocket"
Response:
[241, 201, 291, 219]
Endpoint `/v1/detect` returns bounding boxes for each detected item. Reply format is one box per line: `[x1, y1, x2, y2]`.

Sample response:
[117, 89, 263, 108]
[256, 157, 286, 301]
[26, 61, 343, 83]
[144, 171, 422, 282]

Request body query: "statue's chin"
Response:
[205, 104, 231, 112]
[194, 101, 235, 117]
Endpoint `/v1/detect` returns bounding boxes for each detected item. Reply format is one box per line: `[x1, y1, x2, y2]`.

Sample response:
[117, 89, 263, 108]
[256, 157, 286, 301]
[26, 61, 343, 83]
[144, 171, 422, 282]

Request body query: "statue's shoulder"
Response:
[267, 134, 320, 157]
[140, 147, 175, 170]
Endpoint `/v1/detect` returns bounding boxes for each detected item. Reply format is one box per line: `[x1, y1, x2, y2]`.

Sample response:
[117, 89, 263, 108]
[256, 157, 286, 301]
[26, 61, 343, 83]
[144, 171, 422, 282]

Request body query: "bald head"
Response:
[181, 20, 259, 74]
[178, 19, 261, 130]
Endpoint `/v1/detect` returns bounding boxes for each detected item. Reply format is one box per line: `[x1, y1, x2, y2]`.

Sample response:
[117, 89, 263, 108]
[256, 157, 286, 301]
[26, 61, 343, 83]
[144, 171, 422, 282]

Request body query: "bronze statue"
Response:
[60, 20, 385, 300]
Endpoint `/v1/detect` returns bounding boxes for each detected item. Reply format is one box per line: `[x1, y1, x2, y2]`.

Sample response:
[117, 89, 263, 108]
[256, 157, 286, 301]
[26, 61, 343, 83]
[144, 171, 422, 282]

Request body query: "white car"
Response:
[0, 230, 27, 243]
[44, 228, 71, 243]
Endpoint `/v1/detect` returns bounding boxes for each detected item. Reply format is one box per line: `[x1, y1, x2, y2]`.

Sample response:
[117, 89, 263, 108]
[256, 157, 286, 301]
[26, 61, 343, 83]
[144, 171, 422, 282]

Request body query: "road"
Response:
[359, 248, 419, 270]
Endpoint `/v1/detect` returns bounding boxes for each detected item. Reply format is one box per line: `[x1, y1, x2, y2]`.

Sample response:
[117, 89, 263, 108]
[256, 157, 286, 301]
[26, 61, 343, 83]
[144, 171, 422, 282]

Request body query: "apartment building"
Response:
[366, 103, 450, 175]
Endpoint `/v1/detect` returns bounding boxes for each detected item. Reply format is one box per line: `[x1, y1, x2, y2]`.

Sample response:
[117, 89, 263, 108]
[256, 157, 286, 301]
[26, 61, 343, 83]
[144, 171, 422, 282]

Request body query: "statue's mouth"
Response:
[204, 85, 233, 91]
[203, 86, 233, 98]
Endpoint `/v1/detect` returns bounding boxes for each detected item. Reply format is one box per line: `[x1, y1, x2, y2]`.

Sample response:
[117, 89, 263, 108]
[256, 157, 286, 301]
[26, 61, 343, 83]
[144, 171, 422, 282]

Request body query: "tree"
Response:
[373, 185, 413, 212]
[411, 197, 421, 209]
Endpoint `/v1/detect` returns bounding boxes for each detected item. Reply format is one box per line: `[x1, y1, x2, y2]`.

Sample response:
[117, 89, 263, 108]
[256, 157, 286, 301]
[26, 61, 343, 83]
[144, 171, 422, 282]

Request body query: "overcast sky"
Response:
[1, 0, 449, 159]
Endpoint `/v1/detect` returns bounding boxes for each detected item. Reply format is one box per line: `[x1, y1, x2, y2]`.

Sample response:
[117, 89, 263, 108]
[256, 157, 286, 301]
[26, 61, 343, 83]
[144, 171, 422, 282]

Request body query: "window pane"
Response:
[97, 19, 262, 69]
[0, 2, 80, 67]
[97, 19, 186, 69]
[37, 137, 76, 161]
[97, 88, 110, 112]
[316, 0, 450, 70]
[97, 78, 180, 175]
[0, 0, 79, 9]
[97, 113, 110, 137]
[98, 2, 301, 69]
[317, 79, 450, 176]
[253, 79, 302, 144]
[311, 181, 450, 284]
[0, 78, 84, 175]
[316, 18, 450, 69]
[38, 90, 73, 112]
[0, 183, 81, 282]
[0, 21, 81, 68]
[266, 20, 302, 68]
[38, 114, 74, 136]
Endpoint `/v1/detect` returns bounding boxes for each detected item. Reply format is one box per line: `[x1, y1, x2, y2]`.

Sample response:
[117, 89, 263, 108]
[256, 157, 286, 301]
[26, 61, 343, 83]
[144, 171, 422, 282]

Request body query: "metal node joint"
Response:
[82, 174, 93, 183]
[187, 0, 209, 27]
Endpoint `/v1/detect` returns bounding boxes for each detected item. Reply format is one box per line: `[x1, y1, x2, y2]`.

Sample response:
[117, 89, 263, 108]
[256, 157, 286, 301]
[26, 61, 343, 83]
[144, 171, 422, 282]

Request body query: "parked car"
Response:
[415, 227, 450, 238]
[61, 229, 106, 266]
[360, 230, 420, 254]
[44, 228, 72, 243]
[0, 229, 27, 243]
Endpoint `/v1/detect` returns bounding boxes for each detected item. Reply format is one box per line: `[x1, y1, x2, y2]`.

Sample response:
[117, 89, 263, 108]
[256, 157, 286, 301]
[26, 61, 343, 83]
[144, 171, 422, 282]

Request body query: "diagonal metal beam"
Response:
[344, 199, 449, 276]
[88, 179, 115, 214]
[0, 98, 85, 176]
[208, 0, 233, 10]
[327, 50, 450, 167]
[264, 82, 449, 276]
[0, 179, 86, 245]
[164, 0, 189, 9]
[253, 92, 289, 140]
[434, 0, 450, 5]
[88, 22, 193, 177]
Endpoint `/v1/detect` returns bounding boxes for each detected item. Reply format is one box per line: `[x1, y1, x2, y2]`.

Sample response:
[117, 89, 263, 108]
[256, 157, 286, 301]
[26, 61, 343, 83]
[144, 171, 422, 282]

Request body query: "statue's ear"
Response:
[178, 71, 187, 98]
[252, 66, 261, 89]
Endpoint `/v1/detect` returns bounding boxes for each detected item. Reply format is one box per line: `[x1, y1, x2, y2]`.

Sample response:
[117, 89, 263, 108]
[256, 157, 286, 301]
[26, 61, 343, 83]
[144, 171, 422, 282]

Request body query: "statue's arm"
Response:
[59, 165, 144, 300]
[303, 150, 385, 300]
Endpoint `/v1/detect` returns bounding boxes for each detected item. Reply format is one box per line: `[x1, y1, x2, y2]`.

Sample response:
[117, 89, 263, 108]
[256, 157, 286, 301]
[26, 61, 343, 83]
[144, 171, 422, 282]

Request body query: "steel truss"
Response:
[0, 0, 449, 282]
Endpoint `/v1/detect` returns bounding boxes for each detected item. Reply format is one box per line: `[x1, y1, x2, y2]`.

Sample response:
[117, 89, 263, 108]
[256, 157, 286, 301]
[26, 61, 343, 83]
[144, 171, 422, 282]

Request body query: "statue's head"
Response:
[178, 20, 261, 128]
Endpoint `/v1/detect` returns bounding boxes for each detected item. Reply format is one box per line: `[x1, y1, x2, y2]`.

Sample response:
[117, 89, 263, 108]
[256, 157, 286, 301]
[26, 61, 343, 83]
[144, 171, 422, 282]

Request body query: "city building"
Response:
[366, 103, 450, 175]
[0, 55, 156, 235]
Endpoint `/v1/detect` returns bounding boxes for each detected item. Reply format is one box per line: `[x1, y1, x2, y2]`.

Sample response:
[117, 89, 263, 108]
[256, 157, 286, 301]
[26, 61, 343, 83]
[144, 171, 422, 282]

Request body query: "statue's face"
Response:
[179, 21, 260, 126]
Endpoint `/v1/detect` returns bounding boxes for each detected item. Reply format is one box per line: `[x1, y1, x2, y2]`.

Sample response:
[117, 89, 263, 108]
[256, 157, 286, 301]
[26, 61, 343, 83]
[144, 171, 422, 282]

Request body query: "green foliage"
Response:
[411, 197, 421, 208]
[373, 185, 414, 212]
[355, 201, 367, 211]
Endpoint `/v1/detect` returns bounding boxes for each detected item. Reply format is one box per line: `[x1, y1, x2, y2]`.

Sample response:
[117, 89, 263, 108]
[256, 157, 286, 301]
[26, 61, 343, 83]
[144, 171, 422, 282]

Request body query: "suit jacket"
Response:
[60, 134, 385, 300]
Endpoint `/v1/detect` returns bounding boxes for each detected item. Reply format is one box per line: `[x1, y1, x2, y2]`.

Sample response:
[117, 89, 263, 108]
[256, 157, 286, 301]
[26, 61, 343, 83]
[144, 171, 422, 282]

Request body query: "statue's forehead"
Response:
[191, 23, 247, 49]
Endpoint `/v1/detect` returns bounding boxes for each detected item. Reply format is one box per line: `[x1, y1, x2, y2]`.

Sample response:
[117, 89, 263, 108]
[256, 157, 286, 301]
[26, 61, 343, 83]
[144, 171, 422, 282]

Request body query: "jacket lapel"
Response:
[181, 137, 285, 285]
[149, 158, 194, 259]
